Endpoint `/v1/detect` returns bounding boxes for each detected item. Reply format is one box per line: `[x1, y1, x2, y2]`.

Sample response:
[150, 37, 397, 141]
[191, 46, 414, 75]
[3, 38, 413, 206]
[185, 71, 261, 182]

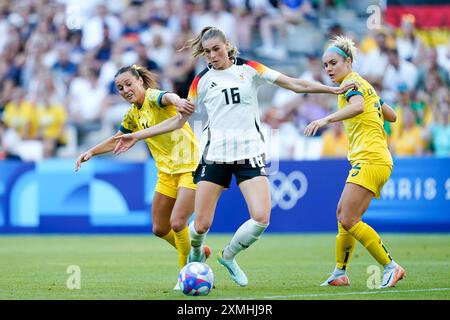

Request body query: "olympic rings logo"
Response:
[269, 171, 308, 210]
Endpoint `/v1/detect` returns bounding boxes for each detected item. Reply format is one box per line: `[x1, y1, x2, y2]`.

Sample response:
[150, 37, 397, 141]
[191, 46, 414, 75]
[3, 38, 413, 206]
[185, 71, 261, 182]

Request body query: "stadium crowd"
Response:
[0, 0, 449, 161]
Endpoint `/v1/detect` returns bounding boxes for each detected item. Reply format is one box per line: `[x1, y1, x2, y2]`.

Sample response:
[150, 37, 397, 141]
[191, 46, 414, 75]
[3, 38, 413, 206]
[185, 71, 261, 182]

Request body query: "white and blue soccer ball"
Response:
[178, 262, 214, 296]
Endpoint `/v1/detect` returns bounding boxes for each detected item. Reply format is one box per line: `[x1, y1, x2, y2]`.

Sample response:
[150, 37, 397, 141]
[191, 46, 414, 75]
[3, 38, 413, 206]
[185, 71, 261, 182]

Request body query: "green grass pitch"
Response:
[0, 234, 449, 300]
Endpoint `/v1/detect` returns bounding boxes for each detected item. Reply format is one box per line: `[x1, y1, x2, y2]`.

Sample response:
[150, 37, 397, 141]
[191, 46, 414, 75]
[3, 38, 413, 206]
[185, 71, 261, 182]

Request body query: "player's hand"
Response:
[175, 98, 195, 115]
[75, 151, 93, 172]
[334, 81, 358, 95]
[113, 133, 139, 155]
[304, 118, 328, 137]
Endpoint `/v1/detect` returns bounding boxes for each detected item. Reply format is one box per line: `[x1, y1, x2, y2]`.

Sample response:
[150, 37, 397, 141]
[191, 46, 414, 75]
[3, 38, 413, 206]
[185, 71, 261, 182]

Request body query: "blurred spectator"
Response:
[0, 0, 447, 161]
[67, 63, 108, 146]
[392, 84, 425, 128]
[424, 90, 450, 157]
[357, 29, 392, 88]
[52, 43, 78, 90]
[2, 87, 37, 139]
[293, 56, 335, 134]
[261, 106, 300, 160]
[165, 34, 197, 98]
[141, 15, 175, 49]
[436, 38, 450, 75]
[416, 47, 450, 91]
[0, 119, 21, 161]
[382, 47, 419, 104]
[396, 14, 426, 64]
[81, 3, 122, 51]
[68, 30, 86, 65]
[140, 17, 174, 70]
[134, 42, 161, 75]
[389, 106, 426, 156]
[0, 27, 23, 109]
[321, 122, 347, 158]
[120, 6, 144, 41]
[34, 73, 68, 158]
[92, 24, 114, 68]
[257, 0, 314, 59]
[0, 5, 9, 54]
[98, 42, 128, 92]
[230, 0, 270, 53]
[192, 0, 237, 46]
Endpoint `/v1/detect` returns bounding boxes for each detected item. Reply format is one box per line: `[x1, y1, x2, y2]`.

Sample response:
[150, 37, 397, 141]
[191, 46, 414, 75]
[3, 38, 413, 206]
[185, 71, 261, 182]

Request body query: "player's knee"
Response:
[336, 206, 342, 220]
[170, 216, 186, 233]
[152, 226, 169, 238]
[339, 216, 359, 231]
[194, 220, 211, 234]
[252, 211, 270, 225]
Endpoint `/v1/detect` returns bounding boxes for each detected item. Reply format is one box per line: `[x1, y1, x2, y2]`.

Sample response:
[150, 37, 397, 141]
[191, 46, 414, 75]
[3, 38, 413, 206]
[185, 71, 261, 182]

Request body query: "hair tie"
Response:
[131, 64, 142, 71]
[326, 46, 349, 58]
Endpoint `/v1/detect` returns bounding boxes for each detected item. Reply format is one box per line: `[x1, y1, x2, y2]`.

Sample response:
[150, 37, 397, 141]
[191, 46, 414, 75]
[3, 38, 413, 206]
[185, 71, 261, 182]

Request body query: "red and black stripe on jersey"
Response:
[188, 67, 210, 100]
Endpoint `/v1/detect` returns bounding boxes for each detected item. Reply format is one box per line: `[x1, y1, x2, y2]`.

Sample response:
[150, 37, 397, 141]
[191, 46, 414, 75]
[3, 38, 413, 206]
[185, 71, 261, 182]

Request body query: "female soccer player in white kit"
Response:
[184, 26, 357, 286]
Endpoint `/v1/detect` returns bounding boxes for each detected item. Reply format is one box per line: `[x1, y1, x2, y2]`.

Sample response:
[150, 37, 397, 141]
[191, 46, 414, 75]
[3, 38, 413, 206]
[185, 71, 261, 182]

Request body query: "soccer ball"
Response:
[178, 262, 214, 296]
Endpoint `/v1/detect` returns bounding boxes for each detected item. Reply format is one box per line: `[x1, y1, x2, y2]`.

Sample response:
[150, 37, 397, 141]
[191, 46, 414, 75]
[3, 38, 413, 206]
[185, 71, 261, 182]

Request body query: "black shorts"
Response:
[193, 155, 267, 188]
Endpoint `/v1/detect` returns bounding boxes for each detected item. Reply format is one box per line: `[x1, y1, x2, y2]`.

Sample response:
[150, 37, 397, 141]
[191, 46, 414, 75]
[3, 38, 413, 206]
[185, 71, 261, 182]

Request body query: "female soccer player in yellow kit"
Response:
[304, 36, 405, 288]
[74, 65, 209, 290]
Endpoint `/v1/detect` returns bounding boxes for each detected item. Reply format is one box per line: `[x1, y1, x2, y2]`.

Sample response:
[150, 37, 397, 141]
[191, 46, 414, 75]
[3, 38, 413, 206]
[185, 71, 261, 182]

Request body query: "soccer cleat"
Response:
[188, 245, 211, 263]
[379, 264, 406, 288]
[217, 250, 248, 287]
[320, 273, 350, 286]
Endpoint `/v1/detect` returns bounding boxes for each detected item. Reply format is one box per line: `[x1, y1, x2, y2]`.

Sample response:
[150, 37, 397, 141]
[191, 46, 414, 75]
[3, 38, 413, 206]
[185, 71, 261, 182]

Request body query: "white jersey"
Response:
[188, 57, 280, 162]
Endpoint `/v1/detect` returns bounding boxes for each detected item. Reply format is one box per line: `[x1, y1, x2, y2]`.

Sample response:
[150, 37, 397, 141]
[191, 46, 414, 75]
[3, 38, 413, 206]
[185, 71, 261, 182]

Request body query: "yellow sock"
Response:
[174, 226, 191, 269]
[348, 221, 392, 266]
[161, 229, 176, 249]
[336, 222, 356, 270]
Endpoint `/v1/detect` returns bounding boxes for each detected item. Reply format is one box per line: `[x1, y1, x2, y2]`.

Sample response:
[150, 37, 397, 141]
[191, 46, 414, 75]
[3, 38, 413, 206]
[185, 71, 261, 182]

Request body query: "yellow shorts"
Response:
[346, 163, 392, 198]
[155, 171, 196, 199]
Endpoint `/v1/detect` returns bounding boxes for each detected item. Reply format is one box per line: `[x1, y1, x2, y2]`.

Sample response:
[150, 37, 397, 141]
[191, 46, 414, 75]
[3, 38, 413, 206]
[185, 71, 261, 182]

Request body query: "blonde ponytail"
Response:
[184, 26, 239, 59]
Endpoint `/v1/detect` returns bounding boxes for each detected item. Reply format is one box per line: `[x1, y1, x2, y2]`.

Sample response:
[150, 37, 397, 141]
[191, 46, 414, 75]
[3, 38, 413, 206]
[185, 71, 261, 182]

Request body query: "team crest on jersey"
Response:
[239, 73, 245, 81]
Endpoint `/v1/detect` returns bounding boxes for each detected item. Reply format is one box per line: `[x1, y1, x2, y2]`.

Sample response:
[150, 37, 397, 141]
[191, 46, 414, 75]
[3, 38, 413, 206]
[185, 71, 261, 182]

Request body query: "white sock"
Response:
[222, 219, 269, 260]
[189, 221, 207, 257]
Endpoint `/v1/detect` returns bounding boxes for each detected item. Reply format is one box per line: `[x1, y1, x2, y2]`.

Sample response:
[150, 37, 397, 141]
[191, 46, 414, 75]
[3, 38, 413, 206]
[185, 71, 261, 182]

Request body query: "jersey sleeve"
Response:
[342, 76, 363, 102]
[146, 88, 168, 109]
[245, 60, 281, 85]
[188, 69, 208, 112]
[188, 75, 200, 104]
[345, 89, 363, 101]
[119, 107, 137, 133]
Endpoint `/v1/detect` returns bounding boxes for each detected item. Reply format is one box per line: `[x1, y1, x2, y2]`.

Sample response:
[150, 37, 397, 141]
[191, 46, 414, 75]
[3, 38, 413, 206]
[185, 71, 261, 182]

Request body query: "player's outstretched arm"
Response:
[274, 74, 356, 95]
[162, 94, 195, 116]
[381, 101, 397, 122]
[75, 131, 124, 172]
[304, 95, 364, 136]
[113, 114, 190, 155]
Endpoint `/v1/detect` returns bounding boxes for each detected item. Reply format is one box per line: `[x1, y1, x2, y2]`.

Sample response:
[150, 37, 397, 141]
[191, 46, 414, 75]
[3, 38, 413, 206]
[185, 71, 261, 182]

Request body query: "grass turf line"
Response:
[0, 234, 449, 300]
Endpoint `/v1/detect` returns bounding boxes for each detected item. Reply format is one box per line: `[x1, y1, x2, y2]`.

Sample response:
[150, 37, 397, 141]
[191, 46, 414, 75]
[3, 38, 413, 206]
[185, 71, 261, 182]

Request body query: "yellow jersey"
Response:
[321, 128, 348, 158]
[338, 72, 393, 166]
[120, 88, 199, 174]
[391, 126, 425, 156]
[36, 103, 68, 143]
[2, 100, 38, 138]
